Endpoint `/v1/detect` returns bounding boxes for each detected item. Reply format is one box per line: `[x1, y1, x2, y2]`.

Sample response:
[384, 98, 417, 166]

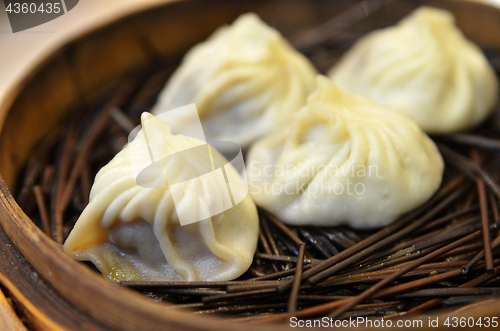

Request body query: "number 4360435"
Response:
[5, 3, 61, 14]
[444, 316, 498, 328]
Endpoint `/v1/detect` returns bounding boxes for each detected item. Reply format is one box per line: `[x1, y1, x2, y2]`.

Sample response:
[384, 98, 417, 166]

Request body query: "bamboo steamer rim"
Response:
[0, 0, 499, 330]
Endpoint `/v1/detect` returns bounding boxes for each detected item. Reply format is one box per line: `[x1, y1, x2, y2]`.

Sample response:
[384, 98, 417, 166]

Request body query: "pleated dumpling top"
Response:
[64, 113, 258, 282]
[152, 13, 317, 148]
[247, 76, 444, 229]
[329, 7, 498, 133]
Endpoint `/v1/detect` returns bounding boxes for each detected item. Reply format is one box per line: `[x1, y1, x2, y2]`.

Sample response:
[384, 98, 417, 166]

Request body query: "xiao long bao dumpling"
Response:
[64, 113, 258, 282]
[247, 76, 444, 229]
[328, 7, 499, 134]
[151, 13, 317, 148]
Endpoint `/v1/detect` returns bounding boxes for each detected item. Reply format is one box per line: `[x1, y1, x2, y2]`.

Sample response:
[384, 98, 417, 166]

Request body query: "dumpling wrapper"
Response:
[151, 13, 317, 148]
[247, 76, 444, 229]
[328, 6, 498, 134]
[64, 113, 259, 282]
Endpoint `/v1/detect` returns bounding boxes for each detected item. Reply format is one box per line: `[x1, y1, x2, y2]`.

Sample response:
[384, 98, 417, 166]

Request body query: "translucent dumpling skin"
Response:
[328, 7, 499, 134]
[247, 76, 444, 229]
[64, 113, 259, 282]
[151, 13, 317, 148]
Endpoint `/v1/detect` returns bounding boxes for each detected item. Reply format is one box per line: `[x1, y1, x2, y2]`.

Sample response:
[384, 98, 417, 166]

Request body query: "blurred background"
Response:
[0, 0, 168, 103]
[0, 0, 499, 105]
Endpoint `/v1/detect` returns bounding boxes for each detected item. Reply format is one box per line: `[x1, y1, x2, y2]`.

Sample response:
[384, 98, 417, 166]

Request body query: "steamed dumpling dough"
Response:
[247, 76, 444, 229]
[64, 113, 258, 282]
[328, 7, 498, 134]
[151, 13, 317, 148]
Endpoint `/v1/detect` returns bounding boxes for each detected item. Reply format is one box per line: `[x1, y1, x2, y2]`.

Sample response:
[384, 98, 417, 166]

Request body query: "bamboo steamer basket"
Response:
[0, 0, 499, 330]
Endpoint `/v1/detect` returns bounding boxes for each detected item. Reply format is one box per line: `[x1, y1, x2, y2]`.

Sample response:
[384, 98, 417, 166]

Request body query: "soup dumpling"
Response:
[328, 7, 498, 133]
[247, 76, 444, 229]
